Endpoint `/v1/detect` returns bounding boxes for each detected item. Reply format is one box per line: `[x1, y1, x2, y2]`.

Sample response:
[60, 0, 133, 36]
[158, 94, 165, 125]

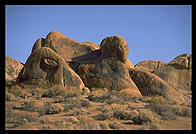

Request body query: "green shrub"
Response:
[13, 89, 22, 97]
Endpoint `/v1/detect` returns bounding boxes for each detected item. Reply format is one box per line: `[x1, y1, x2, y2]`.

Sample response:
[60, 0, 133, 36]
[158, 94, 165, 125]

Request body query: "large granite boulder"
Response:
[154, 54, 192, 90]
[17, 46, 85, 89]
[5, 56, 23, 82]
[77, 36, 141, 97]
[134, 60, 166, 73]
[129, 68, 185, 104]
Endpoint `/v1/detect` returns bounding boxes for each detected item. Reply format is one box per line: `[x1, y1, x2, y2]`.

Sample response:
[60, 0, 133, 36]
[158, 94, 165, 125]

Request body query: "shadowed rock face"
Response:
[6, 56, 23, 81]
[129, 68, 185, 104]
[154, 54, 192, 90]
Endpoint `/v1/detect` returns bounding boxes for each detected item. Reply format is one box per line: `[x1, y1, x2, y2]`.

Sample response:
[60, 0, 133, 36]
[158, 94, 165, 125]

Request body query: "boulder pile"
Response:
[6, 31, 192, 104]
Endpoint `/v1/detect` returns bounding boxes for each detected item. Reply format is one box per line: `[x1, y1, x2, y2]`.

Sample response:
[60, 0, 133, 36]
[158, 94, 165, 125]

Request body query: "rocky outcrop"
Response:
[77, 35, 142, 97]
[17, 46, 85, 89]
[129, 68, 185, 104]
[10, 31, 191, 101]
[134, 60, 166, 73]
[5, 56, 23, 81]
[154, 54, 192, 90]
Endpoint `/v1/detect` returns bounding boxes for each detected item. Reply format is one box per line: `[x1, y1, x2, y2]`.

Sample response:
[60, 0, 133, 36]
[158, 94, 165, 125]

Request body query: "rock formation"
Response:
[77, 35, 142, 97]
[134, 60, 166, 73]
[129, 68, 185, 104]
[15, 31, 141, 97]
[17, 42, 85, 89]
[5, 31, 191, 103]
[5, 56, 23, 82]
[153, 54, 192, 90]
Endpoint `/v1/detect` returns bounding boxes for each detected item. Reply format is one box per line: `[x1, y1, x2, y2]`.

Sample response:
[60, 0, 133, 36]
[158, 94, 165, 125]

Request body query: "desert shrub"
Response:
[172, 107, 192, 117]
[12, 89, 22, 97]
[88, 89, 138, 105]
[14, 118, 28, 126]
[38, 102, 52, 116]
[147, 103, 177, 120]
[94, 112, 112, 121]
[45, 103, 64, 114]
[110, 103, 137, 120]
[147, 96, 169, 105]
[40, 118, 50, 124]
[5, 92, 16, 101]
[63, 97, 82, 112]
[180, 108, 192, 117]
[14, 112, 39, 123]
[95, 103, 137, 121]
[108, 122, 121, 130]
[5, 104, 18, 123]
[21, 101, 37, 112]
[53, 95, 63, 103]
[5, 83, 13, 92]
[132, 113, 152, 125]
[78, 116, 98, 130]
[99, 123, 107, 129]
[81, 99, 90, 108]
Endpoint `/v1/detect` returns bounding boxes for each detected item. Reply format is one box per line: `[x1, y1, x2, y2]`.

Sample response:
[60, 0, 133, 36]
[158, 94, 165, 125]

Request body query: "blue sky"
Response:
[6, 5, 192, 65]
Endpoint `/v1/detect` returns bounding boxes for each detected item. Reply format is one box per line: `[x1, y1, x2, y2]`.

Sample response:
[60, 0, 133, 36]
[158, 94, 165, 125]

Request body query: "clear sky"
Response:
[6, 5, 192, 65]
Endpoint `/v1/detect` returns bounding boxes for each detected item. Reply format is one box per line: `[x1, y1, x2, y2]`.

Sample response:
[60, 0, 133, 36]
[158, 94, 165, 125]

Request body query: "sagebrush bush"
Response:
[147, 103, 177, 120]
[14, 118, 28, 126]
[147, 96, 169, 105]
[94, 112, 112, 120]
[131, 113, 152, 125]
[99, 123, 107, 129]
[108, 122, 121, 130]
[5, 92, 16, 101]
[46, 103, 64, 114]
[22, 101, 37, 112]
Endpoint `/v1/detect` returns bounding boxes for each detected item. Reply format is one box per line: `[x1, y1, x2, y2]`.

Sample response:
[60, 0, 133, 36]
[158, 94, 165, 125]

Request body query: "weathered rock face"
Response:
[129, 68, 185, 104]
[17, 46, 85, 89]
[5, 56, 23, 81]
[154, 54, 192, 90]
[134, 60, 166, 73]
[43, 31, 100, 61]
[78, 57, 141, 97]
[77, 35, 141, 97]
[100, 36, 129, 63]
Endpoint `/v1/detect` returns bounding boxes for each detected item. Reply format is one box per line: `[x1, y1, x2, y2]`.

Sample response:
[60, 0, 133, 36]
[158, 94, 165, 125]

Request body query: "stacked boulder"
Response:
[5, 31, 191, 104]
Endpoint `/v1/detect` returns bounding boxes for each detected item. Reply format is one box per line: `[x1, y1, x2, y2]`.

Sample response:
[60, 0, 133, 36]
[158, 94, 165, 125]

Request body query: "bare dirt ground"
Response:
[5, 86, 192, 130]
